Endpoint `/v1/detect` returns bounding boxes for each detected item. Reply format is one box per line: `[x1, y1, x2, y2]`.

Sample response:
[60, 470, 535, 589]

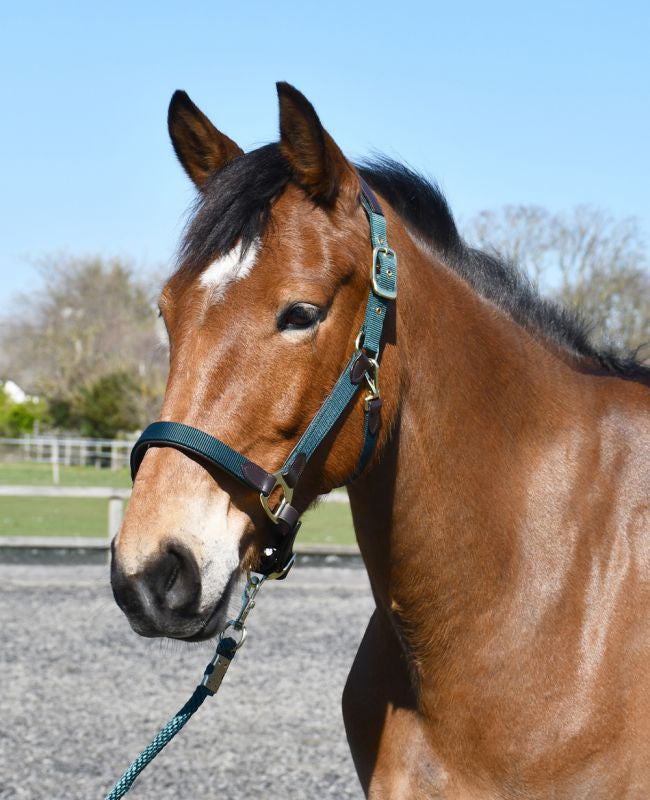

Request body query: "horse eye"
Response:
[278, 303, 322, 332]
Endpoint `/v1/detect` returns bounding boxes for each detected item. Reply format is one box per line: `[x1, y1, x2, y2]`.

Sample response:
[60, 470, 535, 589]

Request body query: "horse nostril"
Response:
[152, 544, 201, 614]
[111, 542, 202, 635]
[165, 561, 180, 593]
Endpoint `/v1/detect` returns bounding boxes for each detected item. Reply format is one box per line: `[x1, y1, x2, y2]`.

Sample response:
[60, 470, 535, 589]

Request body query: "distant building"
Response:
[1, 381, 33, 403]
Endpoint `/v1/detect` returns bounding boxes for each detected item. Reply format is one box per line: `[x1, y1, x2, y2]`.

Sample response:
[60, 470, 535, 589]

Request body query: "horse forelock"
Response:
[177, 143, 291, 277]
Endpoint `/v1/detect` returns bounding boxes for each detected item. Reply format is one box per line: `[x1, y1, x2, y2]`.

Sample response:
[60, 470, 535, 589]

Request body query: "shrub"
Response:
[74, 371, 141, 439]
[0, 388, 50, 436]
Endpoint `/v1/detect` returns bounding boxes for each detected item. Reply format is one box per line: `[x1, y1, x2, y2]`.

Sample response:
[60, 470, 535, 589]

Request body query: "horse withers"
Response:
[110, 83, 650, 798]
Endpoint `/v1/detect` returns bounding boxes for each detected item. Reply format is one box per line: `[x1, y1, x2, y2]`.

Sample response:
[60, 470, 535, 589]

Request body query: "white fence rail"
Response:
[0, 435, 138, 477]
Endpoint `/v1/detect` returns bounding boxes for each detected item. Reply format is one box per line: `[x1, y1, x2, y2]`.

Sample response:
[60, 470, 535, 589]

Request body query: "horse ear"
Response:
[168, 91, 243, 190]
[277, 82, 357, 208]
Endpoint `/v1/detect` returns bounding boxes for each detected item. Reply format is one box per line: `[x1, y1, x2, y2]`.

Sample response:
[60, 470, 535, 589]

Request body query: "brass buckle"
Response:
[372, 246, 397, 300]
[363, 358, 380, 410]
[259, 470, 294, 524]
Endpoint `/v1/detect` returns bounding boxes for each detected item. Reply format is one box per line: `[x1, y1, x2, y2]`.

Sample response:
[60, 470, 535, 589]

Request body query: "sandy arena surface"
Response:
[0, 561, 374, 799]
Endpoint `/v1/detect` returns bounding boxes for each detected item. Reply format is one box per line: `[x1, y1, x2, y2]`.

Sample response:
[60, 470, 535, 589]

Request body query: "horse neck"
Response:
[347, 229, 585, 649]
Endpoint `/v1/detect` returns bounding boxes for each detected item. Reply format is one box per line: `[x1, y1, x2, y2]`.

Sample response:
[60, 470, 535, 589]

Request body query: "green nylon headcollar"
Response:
[130, 176, 397, 574]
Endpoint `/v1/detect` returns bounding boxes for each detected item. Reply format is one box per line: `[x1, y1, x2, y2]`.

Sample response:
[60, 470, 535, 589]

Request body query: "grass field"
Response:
[0, 462, 356, 545]
[0, 461, 132, 487]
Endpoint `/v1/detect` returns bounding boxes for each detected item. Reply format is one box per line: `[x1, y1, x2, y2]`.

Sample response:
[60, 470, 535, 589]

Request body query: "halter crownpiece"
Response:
[130, 176, 397, 575]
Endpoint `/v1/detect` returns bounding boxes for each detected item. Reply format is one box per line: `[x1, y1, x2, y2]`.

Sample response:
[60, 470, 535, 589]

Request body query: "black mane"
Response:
[179, 144, 649, 380]
[358, 157, 649, 380]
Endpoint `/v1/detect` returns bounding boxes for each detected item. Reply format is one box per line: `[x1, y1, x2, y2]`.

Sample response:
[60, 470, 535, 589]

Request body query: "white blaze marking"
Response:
[199, 240, 259, 301]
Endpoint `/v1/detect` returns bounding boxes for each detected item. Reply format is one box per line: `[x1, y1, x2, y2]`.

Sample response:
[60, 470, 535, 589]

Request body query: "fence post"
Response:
[51, 439, 60, 485]
[108, 496, 124, 540]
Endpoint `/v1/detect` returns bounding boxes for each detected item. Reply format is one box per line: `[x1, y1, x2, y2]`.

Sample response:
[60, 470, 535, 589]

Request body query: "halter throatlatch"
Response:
[130, 177, 397, 575]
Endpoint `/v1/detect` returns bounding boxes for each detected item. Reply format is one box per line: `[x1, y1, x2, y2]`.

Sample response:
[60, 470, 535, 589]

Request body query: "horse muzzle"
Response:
[110, 540, 236, 641]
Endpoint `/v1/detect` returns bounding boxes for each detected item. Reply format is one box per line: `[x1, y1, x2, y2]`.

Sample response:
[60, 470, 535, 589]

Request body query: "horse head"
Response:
[110, 84, 399, 640]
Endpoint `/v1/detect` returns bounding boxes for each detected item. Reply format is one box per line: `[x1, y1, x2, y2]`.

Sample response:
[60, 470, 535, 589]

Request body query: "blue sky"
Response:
[1, 0, 648, 311]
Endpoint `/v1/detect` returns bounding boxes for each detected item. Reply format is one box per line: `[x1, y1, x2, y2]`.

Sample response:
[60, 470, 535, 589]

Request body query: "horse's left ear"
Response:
[277, 82, 358, 209]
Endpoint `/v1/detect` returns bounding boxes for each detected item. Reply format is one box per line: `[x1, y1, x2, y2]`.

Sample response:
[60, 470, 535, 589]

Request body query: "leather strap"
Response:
[358, 176, 383, 215]
[131, 422, 276, 495]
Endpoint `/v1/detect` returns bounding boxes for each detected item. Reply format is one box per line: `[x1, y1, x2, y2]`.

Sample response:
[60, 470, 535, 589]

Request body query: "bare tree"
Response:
[464, 205, 650, 356]
[463, 205, 555, 283]
[0, 255, 168, 427]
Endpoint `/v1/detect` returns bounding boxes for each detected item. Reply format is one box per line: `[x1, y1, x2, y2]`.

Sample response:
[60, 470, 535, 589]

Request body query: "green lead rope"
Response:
[104, 636, 237, 799]
[104, 685, 212, 800]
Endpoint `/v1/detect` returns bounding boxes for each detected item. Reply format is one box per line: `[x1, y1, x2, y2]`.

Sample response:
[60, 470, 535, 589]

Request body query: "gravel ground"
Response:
[0, 561, 374, 799]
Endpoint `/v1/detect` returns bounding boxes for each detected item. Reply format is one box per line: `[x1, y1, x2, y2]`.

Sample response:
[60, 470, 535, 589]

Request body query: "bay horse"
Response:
[111, 83, 650, 798]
